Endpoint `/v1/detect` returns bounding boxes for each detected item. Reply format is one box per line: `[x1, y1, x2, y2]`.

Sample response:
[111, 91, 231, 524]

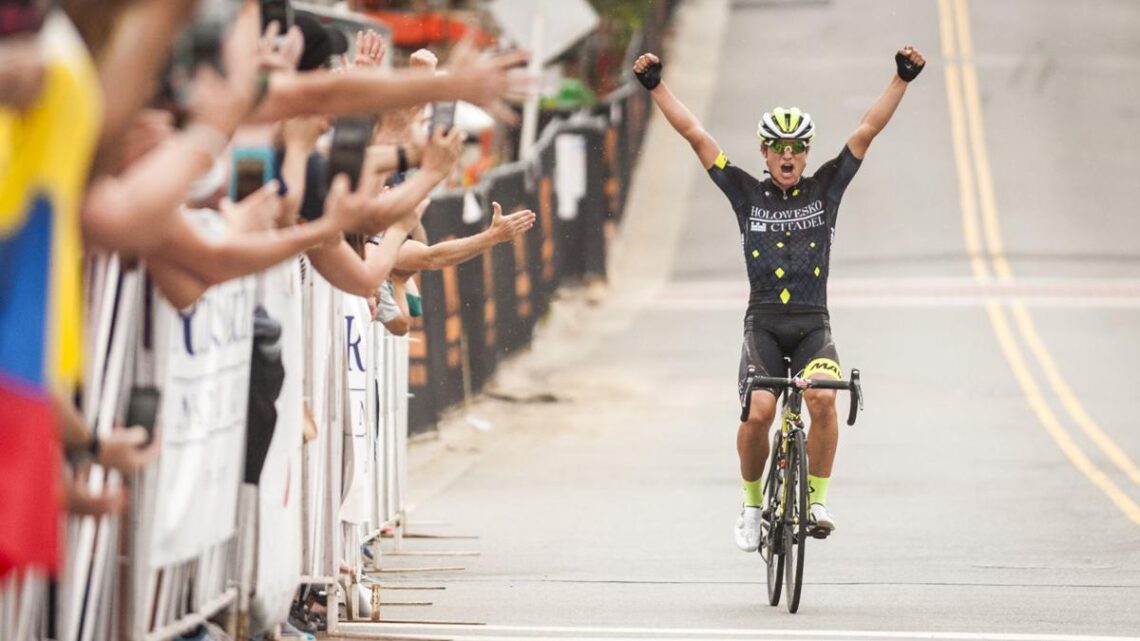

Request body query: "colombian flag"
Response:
[0, 13, 101, 579]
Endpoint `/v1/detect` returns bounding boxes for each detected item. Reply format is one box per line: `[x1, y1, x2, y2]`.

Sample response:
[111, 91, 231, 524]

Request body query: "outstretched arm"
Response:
[395, 202, 535, 272]
[846, 45, 926, 160]
[633, 53, 720, 169]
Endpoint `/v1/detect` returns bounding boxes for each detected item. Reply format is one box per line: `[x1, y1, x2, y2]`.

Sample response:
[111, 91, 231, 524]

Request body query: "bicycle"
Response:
[739, 365, 863, 613]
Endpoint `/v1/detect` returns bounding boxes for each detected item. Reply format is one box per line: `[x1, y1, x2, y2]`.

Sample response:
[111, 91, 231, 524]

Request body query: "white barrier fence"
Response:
[0, 243, 412, 640]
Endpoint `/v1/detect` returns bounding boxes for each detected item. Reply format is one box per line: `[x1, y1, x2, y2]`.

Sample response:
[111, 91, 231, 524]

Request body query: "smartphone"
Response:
[326, 117, 376, 191]
[430, 102, 457, 135]
[125, 386, 161, 447]
[259, 0, 294, 33]
[230, 147, 277, 202]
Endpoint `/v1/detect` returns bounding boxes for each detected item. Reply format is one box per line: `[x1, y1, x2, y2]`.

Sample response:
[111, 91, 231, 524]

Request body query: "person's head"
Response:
[757, 107, 815, 191]
[0, 0, 50, 109]
[295, 12, 348, 71]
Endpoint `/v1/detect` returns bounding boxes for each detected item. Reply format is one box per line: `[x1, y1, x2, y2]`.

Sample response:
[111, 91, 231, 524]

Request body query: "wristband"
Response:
[895, 52, 924, 82]
[635, 61, 662, 91]
[396, 145, 409, 174]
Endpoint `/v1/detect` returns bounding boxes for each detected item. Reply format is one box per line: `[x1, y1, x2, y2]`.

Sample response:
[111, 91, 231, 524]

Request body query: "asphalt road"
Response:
[350, 0, 1140, 638]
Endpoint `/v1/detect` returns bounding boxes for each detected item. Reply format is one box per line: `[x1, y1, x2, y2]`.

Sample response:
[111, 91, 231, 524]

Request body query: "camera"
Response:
[125, 386, 161, 447]
[326, 117, 376, 192]
[429, 102, 457, 135]
[230, 147, 278, 202]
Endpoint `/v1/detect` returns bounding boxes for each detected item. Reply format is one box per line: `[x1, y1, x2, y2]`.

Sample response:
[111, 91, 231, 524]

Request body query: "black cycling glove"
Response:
[635, 60, 663, 91]
[895, 52, 924, 82]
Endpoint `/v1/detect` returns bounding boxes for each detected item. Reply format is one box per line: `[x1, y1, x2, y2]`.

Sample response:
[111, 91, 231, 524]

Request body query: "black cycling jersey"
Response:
[708, 145, 861, 311]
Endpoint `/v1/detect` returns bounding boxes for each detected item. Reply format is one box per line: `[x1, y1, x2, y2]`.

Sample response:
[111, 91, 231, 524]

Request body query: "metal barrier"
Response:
[408, 112, 630, 433]
[0, 4, 676, 633]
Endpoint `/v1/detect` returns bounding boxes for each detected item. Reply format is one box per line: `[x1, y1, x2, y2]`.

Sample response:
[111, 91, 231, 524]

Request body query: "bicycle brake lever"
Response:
[847, 369, 863, 426]
[740, 366, 756, 422]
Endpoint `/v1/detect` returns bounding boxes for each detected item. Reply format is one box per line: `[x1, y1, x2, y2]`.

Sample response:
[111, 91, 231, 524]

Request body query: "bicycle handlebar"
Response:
[739, 368, 864, 426]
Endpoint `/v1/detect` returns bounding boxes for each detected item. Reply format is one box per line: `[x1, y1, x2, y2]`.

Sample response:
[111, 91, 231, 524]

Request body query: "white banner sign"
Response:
[252, 261, 304, 628]
[340, 296, 372, 525]
[555, 133, 587, 220]
[150, 213, 254, 567]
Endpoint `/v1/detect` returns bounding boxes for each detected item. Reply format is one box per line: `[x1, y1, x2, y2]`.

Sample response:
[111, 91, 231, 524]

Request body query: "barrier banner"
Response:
[150, 211, 254, 567]
[341, 295, 372, 525]
[548, 129, 585, 282]
[302, 269, 341, 575]
[251, 261, 304, 630]
[569, 124, 608, 277]
[371, 327, 407, 524]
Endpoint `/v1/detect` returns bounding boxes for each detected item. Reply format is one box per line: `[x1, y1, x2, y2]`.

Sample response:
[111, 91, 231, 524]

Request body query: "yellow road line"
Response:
[937, 0, 988, 280]
[943, 63, 989, 280]
[954, 0, 1140, 490]
[936, 0, 955, 59]
[953, 0, 1012, 280]
[1010, 301, 1140, 486]
[960, 66, 1013, 280]
[987, 304, 1140, 525]
[939, 0, 1140, 522]
[950, 0, 975, 58]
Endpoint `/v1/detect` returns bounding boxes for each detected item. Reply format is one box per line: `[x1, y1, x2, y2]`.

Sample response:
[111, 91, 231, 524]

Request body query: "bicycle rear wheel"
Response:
[762, 428, 783, 606]
[783, 429, 808, 613]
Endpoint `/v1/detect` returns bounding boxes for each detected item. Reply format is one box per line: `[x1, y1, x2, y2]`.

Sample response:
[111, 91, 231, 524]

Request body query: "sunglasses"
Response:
[765, 140, 809, 155]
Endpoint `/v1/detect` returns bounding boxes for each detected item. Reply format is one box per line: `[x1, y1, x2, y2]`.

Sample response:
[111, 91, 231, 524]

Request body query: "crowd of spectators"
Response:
[0, 0, 534, 591]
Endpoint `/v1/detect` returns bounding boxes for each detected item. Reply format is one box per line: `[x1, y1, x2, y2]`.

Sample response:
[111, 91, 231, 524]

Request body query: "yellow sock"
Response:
[743, 479, 763, 507]
[808, 475, 830, 506]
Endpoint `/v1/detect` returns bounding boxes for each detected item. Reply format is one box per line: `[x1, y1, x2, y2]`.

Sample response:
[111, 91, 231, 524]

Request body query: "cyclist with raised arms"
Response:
[633, 45, 925, 550]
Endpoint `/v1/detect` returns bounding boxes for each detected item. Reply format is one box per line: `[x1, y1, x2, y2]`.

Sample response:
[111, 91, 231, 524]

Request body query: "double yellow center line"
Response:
[937, 0, 1140, 525]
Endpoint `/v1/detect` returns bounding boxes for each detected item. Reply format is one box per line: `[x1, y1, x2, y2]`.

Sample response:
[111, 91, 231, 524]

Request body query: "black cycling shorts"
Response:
[737, 309, 841, 399]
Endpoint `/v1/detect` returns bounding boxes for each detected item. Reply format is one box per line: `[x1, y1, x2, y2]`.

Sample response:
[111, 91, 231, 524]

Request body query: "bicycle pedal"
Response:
[809, 526, 831, 540]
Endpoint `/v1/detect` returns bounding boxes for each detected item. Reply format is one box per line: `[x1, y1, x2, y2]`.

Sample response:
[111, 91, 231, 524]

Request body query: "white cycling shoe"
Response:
[809, 503, 836, 533]
[734, 506, 764, 552]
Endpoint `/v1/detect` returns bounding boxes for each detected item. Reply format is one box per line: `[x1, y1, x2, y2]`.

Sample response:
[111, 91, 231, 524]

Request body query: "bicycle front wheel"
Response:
[783, 429, 808, 613]
[762, 428, 783, 606]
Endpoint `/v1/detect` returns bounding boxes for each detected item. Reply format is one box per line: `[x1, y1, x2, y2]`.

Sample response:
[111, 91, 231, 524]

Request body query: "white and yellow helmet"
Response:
[756, 107, 816, 143]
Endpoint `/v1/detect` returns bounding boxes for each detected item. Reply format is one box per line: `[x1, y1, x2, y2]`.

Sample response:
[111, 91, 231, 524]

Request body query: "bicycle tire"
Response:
[783, 429, 808, 613]
[762, 428, 784, 606]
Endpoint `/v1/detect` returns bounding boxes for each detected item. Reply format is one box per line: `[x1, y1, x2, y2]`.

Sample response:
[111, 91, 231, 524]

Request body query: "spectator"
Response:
[1, 4, 108, 578]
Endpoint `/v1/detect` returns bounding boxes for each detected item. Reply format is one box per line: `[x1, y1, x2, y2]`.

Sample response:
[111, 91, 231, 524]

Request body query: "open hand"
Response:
[350, 30, 386, 69]
[442, 33, 532, 124]
[487, 201, 536, 244]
